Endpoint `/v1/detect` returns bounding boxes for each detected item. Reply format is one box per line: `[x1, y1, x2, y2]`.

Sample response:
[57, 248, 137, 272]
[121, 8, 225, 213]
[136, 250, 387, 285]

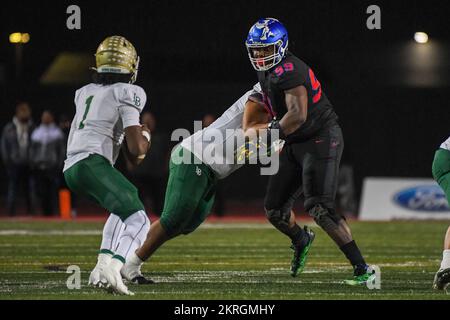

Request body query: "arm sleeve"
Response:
[118, 85, 147, 129]
[119, 106, 141, 129]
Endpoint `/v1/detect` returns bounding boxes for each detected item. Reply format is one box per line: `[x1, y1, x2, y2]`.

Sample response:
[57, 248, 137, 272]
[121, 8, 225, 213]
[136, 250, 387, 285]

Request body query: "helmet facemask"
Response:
[130, 56, 140, 84]
[246, 39, 287, 71]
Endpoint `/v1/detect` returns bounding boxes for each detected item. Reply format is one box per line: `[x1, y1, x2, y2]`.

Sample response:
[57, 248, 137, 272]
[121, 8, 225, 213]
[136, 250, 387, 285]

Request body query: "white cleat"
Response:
[88, 266, 108, 287]
[101, 258, 134, 296]
[121, 261, 141, 282]
[121, 252, 154, 285]
[88, 253, 111, 287]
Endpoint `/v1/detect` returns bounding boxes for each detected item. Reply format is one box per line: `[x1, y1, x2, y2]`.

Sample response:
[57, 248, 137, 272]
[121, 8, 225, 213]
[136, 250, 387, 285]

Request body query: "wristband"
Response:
[268, 120, 286, 140]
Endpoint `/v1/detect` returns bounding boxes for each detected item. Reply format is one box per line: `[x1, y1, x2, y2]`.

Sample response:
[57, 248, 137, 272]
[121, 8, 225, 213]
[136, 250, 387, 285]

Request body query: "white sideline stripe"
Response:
[0, 223, 277, 236]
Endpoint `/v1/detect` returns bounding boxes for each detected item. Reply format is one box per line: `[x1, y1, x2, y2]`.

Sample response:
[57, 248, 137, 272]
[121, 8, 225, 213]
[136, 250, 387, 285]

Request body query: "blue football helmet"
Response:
[245, 18, 289, 71]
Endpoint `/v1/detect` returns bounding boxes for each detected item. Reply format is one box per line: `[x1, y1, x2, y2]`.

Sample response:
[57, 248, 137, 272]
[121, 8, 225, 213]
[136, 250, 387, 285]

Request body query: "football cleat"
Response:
[290, 226, 315, 277]
[88, 253, 111, 287]
[121, 259, 155, 285]
[88, 266, 108, 288]
[344, 270, 376, 286]
[432, 268, 450, 291]
[94, 35, 140, 83]
[130, 276, 155, 285]
[101, 258, 134, 296]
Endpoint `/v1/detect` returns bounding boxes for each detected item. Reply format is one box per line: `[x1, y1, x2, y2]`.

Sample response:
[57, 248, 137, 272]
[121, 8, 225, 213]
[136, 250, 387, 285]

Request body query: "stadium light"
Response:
[9, 32, 22, 43]
[414, 32, 429, 44]
[9, 32, 30, 80]
[21, 33, 30, 43]
[9, 32, 30, 44]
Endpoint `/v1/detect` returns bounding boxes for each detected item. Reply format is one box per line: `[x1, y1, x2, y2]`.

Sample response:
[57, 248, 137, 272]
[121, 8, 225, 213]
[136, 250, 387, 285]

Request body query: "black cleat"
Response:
[433, 268, 450, 291]
[131, 275, 155, 285]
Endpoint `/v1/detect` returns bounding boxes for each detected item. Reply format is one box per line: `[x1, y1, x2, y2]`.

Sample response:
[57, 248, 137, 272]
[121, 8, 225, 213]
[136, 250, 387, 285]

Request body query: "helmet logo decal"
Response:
[133, 93, 141, 107]
[254, 19, 275, 41]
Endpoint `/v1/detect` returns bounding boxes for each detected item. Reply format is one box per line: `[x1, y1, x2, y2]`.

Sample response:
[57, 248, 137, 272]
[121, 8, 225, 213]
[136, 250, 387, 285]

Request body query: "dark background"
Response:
[0, 0, 449, 212]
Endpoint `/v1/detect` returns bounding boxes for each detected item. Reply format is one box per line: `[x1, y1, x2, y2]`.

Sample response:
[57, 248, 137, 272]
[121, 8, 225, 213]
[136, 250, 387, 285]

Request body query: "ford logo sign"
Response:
[393, 185, 450, 212]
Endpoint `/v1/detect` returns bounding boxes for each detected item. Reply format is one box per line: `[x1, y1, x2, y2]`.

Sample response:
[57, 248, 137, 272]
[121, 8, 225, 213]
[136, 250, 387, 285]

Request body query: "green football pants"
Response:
[64, 154, 144, 220]
[432, 148, 450, 204]
[159, 146, 217, 237]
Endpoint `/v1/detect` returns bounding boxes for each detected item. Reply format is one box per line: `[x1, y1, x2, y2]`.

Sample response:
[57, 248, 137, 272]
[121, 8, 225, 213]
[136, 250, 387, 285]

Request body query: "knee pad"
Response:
[265, 206, 291, 233]
[308, 204, 342, 229]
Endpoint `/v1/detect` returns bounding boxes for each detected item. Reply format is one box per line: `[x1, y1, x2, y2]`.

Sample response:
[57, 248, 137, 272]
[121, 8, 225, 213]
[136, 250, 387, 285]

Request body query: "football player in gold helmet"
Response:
[93, 35, 140, 83]
[64, 36, 152, 295]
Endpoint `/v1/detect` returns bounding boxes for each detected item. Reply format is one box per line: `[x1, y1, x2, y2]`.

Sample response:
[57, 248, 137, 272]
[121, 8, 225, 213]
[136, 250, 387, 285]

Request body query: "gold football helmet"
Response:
[94, 36, 140, 83]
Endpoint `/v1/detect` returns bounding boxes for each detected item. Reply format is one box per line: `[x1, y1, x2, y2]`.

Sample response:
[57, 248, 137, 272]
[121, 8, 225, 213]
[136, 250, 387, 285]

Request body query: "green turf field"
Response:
[0, 219, 449, 300]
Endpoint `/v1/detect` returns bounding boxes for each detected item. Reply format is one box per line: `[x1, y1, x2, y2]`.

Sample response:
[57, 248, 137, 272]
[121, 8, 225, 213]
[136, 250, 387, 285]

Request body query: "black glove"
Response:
[268, 119, 286, 140]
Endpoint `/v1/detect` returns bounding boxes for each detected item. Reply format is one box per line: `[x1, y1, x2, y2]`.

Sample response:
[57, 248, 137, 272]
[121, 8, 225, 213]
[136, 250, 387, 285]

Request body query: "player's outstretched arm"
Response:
[243, 100, 270, 137]
[278, 85, 308, 136]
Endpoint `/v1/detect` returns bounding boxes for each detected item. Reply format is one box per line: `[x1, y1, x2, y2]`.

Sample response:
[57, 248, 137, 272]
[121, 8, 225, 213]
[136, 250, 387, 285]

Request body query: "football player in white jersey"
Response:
[63, 36, 152, 295]
[110, 84, 285, 293]
[432, 136, 450, 290]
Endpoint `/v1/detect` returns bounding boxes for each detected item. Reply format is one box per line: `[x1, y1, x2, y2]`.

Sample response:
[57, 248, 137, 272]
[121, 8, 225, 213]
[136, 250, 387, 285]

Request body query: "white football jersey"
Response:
[63, 82, 146, 172]
[441, 136, 450, 151]
[181, 83, 261, 179]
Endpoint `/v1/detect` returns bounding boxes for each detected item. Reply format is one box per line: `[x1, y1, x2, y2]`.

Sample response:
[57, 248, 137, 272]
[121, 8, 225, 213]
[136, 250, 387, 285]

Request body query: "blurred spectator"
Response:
[58, 114, 72, 141]
[127, 112, 169, 216]
[1, 102, 35, 216]
[30, 110, 65, 216]
[202, 114, 216, 128]
[202, 113, 226, 216]
[59, 114, 77, 216]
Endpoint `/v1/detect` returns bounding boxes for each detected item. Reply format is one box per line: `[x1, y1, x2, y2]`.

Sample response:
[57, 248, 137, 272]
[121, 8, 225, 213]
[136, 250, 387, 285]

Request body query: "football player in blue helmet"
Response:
[243, 18, 374, 286]
[245, 18, 288, 71]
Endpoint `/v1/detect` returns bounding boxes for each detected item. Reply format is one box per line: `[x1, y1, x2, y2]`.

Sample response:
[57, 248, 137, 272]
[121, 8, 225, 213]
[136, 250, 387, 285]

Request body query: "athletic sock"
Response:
[340, 240, 367, 274]
[100, 214, 124, 254]
[440, 249, 450, 270]
[290, 224, 309, 247]
[109, 255, 125, 272]
[114, 210, 150, 262]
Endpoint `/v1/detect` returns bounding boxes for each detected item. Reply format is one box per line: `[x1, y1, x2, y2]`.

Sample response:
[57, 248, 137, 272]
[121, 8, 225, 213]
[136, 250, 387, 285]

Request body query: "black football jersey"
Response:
[257, 52, 338, 142]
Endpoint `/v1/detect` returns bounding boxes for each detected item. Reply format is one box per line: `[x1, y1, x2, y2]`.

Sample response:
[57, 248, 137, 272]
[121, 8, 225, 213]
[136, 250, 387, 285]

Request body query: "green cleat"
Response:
[432, 268, 450, 291]
[290, 226, 315, 277]
[344, 271, 376, 286]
